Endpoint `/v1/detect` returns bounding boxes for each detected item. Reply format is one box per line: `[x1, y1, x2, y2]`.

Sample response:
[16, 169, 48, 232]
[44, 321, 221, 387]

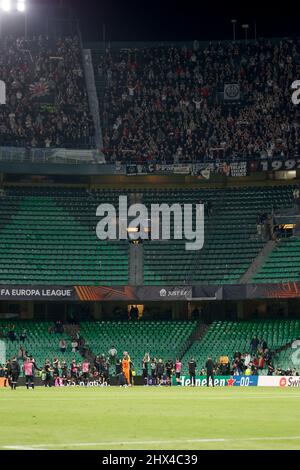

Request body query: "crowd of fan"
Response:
[215, 335, 299, 377]
[0, 36, 94, 148]
[99, 38, 300, 164]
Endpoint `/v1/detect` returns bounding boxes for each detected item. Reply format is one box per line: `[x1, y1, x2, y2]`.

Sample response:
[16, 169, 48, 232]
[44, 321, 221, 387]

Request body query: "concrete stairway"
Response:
[239, 240, 276, 284]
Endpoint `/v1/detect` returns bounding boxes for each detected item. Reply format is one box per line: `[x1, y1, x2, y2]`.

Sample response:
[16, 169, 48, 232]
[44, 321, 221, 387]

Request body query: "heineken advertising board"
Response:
[172, 376, 259, 387]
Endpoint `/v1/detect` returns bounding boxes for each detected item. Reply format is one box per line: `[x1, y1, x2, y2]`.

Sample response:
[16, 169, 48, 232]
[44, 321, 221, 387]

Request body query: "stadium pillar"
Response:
[21, 301, 34, 319]
[93, 302, 103, 320]
[171, 302, 187, 320]
[237, 301, 244, 320]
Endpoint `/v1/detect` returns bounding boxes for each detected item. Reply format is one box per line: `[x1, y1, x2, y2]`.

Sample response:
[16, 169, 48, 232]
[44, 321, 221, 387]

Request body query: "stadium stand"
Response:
[79, 320, 198, 374]
[1, 319, 299, 377]
[0, 320, 82, 367]
[143, 185, 294, 284]
[252, 236, 300, 283]
[0, 36, 94, 148]
[92, 39, 300, 163]
[1, 31, 300, 381]
[0, 320, 198, 375]
[0, 185, 294, 285]
[0, 187, 128, 285]
[275, 342, 300, 372]
[181, 319, 300, 373]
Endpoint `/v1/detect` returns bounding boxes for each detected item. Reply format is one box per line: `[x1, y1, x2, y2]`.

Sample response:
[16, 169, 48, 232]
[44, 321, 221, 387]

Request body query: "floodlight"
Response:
[1, 0, 12, 12]
[17, 1, 25, 12]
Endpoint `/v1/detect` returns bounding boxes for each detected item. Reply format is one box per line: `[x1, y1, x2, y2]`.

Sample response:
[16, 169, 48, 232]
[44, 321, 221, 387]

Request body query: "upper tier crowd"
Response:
[98, 38, 300, 163]
[1, 36, 300, 159]
[0, 36, 94, 149]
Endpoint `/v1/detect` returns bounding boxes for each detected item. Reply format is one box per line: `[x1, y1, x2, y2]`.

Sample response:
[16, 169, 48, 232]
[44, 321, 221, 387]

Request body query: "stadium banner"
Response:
[126, 161, 249, 177]
[75, 285, 194, 301]
[209, 161, 248, 177]
[0, 80, 6, 105]
[151, 164, 174, 174]
[126, 163, 190, 175]
[74, 281, 300, 301]
[223, 161, 248, 177]
[224, 83, 240, 101]
[3, 376, 299, 387]
[0, 285, 193, 301]
[222, 285, 247, 300]
[246, 281, 300, 299]
[114, 161, 126, 174]
[222, 282, 300, 300]
[257, 376, 300, 387]
[1, 282, 300, 300]
[190, 161, 248, 177]
[173, 164, 191, 175]
[192, 285, 222, 300]
[252, 159, 300, 173]
[173, 375, 259, 387]
[0, 286, 76, 301]
[126, 158, 300, 175]
[126, 164, 150, 175]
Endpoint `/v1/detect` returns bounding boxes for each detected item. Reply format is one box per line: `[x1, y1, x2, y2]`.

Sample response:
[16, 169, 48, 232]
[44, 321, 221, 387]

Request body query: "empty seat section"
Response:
[253, 236, 300, 283]
[0, 188, 129, 285]
[143, 186, 294, 285]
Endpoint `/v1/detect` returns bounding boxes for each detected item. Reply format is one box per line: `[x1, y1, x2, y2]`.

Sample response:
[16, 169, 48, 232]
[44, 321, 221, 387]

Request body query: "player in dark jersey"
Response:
[188, 357, 197, 386]
[7, 357, 20, 390]
[142, 353, 150, 385]
[43, 361, 53, 387]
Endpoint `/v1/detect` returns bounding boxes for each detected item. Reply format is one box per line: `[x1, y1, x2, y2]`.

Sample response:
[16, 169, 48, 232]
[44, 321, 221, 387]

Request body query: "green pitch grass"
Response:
[0, 386, 299, 450]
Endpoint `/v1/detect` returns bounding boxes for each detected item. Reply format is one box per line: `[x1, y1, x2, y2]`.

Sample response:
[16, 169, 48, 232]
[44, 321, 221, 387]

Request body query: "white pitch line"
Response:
[3, 436, 300, 450]
[1, 395, 300, 402]
[3, 445, 45, 450]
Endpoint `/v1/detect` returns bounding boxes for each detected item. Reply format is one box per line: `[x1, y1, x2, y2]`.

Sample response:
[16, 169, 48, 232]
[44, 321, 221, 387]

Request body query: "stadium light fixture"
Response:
[242, 24, 249, 42]
[1, 0, 12, 12]
[0, 1, 27, 39]
[230, 19, 237, 41]
[0, 0, 26, 12]
[17, 0, 25, 12]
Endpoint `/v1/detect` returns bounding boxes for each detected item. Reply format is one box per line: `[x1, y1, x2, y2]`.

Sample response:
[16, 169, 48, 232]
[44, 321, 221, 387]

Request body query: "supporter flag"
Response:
[0, 80, 6, 105]
[200, 169, 210, 180]
[224, 83, 240, 101]
[29, 79, 54, 104]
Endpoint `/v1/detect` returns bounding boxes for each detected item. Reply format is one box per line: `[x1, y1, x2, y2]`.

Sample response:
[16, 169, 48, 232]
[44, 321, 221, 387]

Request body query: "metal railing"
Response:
[0, 146, 105, 165]
[0, 146, 299, 171]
